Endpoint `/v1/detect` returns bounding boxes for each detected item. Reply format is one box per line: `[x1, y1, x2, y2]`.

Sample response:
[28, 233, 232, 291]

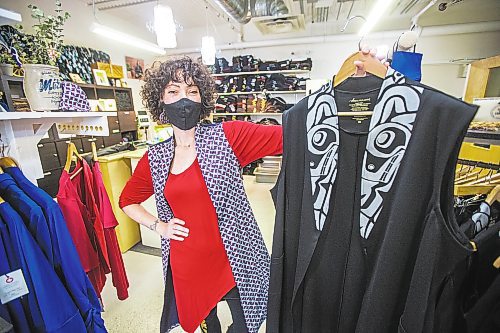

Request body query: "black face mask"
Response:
[161, 98, 202, 130]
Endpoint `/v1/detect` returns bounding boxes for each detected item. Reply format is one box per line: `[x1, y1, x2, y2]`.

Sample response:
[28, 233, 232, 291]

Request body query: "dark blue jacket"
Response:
[4, 167, 107, 332]
[0, 174, 53, 264]
[0, 202, 86, 332]
[0, 217, 31, 333]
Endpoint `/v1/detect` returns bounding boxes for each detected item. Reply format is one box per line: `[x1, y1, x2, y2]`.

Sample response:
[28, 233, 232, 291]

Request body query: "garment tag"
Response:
[0, 269, 29, 304]
[348, 97, 372, 112]
[351, 116, 370, 123]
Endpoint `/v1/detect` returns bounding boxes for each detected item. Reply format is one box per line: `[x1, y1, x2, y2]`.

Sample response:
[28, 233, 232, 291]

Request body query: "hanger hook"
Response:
[340, 15, 367, 51]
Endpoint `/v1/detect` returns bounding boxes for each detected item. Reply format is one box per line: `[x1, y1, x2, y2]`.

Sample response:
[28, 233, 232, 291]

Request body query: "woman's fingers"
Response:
[173, 225, 190, 234]
[173, 229, 189, 237]
[170, 235, 185, 241]
[166, 217, 190, 241]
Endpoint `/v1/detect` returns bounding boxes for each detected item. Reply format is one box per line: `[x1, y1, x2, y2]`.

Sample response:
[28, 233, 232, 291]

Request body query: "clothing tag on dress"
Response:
[348, 97, 372, 112]
[0, 269, 29, 304]
[352, 116, 370, 124]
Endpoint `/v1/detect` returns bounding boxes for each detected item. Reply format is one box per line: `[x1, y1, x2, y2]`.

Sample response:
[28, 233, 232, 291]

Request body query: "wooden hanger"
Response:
[465, 171, 500, 186]
[64, 142, 83, 172]
[485, 184, 500, 205]
[0, 157, 18, 169]
[334, 51, 387, 87]
[91, 141, 98, 162]
[333, 51, 387, 117]
[455, 169, 482, 185]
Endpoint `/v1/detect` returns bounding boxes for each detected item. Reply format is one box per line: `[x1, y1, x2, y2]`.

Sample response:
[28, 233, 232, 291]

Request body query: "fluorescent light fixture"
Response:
[90, 22, 166, 55]
[201, 36, 216, 65]
[154, 5, 177, 48]
[358, 0, 395, 36]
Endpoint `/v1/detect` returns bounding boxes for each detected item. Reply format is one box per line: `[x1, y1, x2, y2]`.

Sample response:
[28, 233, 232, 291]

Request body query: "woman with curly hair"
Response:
[119, 56, 282, 333]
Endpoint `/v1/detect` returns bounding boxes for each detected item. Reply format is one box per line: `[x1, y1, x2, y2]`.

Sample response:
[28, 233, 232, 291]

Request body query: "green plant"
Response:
[0, 49, 15, 65]
[13, 0, 70, 66]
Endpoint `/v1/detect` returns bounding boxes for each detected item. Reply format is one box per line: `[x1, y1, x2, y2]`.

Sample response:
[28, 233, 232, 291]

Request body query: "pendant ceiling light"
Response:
[201, 36, 216, 65]
[154, 4, 177, 48]
[201, 5, 215, 65]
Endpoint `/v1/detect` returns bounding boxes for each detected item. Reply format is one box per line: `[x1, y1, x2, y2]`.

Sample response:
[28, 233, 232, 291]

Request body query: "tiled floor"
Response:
[101, 176, 276, 332]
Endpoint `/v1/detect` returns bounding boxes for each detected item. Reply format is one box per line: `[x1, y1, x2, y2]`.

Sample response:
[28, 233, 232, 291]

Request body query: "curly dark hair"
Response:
[140, 56, 215, 123]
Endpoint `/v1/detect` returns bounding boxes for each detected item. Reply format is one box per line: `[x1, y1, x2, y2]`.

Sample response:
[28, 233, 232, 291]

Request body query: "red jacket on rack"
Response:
[90, 160, 129, 300]
[58, 159, 110, 298]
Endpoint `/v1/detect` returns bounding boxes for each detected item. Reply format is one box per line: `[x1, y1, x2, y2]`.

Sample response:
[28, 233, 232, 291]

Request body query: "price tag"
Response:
[0, 269, 29, 304]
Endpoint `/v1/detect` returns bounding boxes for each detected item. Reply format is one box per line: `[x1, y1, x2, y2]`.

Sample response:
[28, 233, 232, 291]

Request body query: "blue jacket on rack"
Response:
[3, 168, 107, 333]
[0, 202, 87, 332]
[0, 216, 31, 333]
[0, 174, 53, 264]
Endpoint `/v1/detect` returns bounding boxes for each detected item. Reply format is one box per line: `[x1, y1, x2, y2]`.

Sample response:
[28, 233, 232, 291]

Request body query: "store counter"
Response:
[121, 148, 161, 249]
[97, 150, 142, 252]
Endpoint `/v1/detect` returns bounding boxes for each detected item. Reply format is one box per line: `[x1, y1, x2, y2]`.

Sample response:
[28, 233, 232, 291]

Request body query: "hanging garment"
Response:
[57, 159, 110, 298]
[0, 219, 31, 333]
[453, 213, 500, 333]
[120, 121, 282, 333]
[267, 68, 478, 333]
[0, 202, 87, 332]
[4, 166, 106, 332]
[90, 161, 129, 300]
[0, 174, 54, 264]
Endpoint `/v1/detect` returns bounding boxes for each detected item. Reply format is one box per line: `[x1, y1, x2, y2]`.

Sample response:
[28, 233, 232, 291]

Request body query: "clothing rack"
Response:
[457, 159, 500, 171]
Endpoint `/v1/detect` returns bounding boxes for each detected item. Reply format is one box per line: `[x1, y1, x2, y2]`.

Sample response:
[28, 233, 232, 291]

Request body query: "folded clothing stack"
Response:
[213, 56, 312, 74]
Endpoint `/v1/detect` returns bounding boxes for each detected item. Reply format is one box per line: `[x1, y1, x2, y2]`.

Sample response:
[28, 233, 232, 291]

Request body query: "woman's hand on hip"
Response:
[157, 218, 190, 241]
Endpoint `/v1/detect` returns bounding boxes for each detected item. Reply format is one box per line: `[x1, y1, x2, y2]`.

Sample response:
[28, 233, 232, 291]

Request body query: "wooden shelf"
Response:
[212, 113, 283, 116]
[217, 90, 306, 96]
[212, 69, 310, 77]
[0, 111, 116, 120]
[0, 111, 116, 184]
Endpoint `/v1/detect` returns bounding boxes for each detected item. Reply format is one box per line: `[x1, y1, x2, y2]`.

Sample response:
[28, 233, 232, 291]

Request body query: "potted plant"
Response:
[0, 48, 16, 76]
[13, 1, 70, 111]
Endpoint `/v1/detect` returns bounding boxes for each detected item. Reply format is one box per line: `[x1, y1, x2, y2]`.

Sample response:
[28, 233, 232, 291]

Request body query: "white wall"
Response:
[168, 29, 500, 98]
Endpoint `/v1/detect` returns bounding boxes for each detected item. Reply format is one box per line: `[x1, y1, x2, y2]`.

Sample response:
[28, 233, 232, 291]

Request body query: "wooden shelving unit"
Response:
[212, 69, 310, 77]
[217, 90, 306, 96]
[212, 112, 283, 116]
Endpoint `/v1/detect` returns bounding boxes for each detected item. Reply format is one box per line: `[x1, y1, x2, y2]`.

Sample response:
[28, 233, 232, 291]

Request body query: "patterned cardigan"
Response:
[148, 123, 270, 333]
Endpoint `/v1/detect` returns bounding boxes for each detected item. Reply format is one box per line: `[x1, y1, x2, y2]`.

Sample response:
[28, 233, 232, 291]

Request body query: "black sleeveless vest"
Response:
[267, 68, 478, 333]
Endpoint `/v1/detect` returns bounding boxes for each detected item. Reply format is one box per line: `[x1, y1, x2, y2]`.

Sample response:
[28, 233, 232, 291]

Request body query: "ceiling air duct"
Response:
[252, 0, 289, 17]
[211, 0, 251, 24]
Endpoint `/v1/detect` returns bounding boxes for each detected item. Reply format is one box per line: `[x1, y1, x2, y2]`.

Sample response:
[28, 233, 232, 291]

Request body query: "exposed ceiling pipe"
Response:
[211, 0, 251, 24]
[269, 0, 289, 16]
[161, 21, 500, 55]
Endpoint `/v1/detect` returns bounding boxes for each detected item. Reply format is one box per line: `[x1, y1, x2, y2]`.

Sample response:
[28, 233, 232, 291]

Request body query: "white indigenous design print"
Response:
[360, 70, 423, 238]
[306, 83, 339, 231]
[306, 68, 423, 237]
